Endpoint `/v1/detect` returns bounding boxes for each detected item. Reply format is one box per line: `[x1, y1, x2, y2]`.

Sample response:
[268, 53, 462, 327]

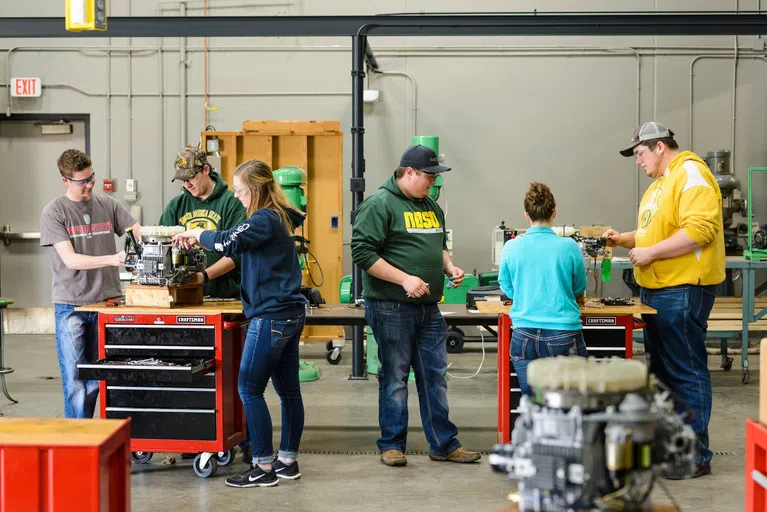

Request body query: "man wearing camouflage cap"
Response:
[159, 145, 246, 298]
[602, 122, 724, 479]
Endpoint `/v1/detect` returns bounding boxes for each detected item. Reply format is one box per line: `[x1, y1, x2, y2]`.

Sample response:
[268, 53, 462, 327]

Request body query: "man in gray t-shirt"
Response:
[40, 149, 139, 419]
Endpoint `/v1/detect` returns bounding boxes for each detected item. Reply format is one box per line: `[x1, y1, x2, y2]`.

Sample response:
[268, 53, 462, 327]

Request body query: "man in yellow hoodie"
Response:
[604, 122, 725, 479]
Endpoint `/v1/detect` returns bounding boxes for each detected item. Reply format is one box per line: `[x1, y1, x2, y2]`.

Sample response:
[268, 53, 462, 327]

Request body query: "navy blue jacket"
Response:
[200, 207, 306, 320]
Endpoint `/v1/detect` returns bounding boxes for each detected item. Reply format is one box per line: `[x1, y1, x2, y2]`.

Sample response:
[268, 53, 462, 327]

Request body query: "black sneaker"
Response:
[225, 465, 279, 488]
[273, 460, 301, 480]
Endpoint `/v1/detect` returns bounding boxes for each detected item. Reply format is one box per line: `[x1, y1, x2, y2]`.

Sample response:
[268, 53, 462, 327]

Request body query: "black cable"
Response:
[304, 248, 325, 287]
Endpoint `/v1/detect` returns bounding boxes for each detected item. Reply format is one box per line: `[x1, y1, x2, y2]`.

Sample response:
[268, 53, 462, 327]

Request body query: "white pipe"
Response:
[11, 84, 351, 97]
[107, 36, 112, 177]
[5, 45, 767, 55]
[180, 1, 188, 148]
[688, 55, 736, 152]
[128, 0, 134, 179]
[732, 0, 739, 174]
[634, 50, 642, 213]
[156, 0, 293, 5]
[653, 0, 658, 121]
[4, 47, 17, 116]
[372, 70, 417, 142]
[158, 14, 165, 210]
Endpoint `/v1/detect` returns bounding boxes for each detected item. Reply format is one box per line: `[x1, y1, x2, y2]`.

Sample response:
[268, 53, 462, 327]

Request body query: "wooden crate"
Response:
[125, 283, 203, 308]
[202, 121, 344, 342]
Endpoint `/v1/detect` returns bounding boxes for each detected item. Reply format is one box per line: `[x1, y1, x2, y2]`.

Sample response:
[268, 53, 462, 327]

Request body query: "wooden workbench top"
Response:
[77, 300, 244, 315]
[475, 299, 656, 316]
[78, 299, 655, 318]
[0, 418, 130, 447]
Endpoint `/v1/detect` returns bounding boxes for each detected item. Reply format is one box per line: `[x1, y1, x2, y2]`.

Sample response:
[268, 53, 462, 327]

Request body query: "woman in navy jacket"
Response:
[174, 159, 307, 488]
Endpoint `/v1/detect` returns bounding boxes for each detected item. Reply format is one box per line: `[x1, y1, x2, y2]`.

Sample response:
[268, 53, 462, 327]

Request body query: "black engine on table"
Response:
[490, 357, 695, 512]
[124, 226, 206, 286]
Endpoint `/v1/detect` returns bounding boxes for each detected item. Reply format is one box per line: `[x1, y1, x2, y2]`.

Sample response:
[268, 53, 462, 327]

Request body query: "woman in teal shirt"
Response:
[497, 182, 589, 395]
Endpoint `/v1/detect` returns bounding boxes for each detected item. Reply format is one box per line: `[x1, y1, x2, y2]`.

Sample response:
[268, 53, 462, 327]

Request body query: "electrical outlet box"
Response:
[125, 179, 136, 192]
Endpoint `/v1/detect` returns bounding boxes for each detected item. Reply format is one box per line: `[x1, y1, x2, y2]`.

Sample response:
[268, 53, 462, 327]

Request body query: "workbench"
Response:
[303, 303, 500, 374]
[496, 300, 656, 444]
[612, 256, 767, 383]
[76, 300, 247, 478]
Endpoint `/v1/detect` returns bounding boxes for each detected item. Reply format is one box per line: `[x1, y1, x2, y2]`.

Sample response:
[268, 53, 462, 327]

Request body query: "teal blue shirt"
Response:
[497, 226, 587, 331]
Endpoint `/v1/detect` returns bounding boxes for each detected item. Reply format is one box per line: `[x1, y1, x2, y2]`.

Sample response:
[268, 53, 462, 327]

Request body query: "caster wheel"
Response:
[721, 357, 734, 372]
[743, 370, 750, 384]
[216, 448, 236, 466]
[450, 327, 465, 338]
[446, 331, 465, 354]
[326, 341, 335, 352]
[193, 453, 218, 478]
[327, 347, 342, 365]
[131, 452, 153, 464]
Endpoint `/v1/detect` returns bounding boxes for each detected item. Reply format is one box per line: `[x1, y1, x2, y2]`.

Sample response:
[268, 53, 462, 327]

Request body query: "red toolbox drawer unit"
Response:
[76, 305, 247, 478]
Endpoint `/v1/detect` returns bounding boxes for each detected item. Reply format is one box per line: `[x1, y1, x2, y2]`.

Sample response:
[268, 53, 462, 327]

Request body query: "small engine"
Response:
[124, 226, 206, 286]
[490, 357, 696, 512]
[571, 234, 608, 259]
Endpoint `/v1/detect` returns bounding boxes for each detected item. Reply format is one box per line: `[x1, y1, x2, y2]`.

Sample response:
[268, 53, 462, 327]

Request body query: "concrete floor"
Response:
[0, 334, 756, 511]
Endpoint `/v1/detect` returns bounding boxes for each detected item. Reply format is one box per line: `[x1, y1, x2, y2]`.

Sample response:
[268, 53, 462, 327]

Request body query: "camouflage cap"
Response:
[172, 146, 209, 181]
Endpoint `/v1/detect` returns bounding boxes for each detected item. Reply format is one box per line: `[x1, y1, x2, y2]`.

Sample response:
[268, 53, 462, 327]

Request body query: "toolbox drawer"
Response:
[582, 326, 626, 348]
[105, 325, 215, 348]
[77, 356, 214, 384]
[106, 386, 216, 409]
[106, 408, 216, 441]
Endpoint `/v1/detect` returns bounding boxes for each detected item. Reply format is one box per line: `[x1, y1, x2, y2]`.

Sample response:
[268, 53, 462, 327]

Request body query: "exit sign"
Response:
[11, 78, 41, 98]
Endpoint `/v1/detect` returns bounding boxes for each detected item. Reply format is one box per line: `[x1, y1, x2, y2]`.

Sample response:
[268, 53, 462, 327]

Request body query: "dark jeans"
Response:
[641, 284, 715, 466]
[54, 304, 99, 418]
[364, 300, 461, 456]
[238, 314, 306, 464]
[511, 328, 588, 396]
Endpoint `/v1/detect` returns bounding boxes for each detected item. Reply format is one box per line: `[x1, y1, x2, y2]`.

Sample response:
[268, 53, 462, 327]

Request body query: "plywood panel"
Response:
[302, 134, 344, 341]
[242, 120, 340, 134]
[239, 135, 273, 169]
[200, 122, 344, 342]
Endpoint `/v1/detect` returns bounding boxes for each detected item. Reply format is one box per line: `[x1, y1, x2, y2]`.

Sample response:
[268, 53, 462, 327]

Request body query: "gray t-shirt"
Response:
[40, 193, 135, 305]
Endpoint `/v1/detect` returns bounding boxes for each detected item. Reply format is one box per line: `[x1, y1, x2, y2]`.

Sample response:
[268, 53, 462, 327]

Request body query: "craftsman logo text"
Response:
[586, 317, 617, 325]
[177, 316, 206, 324]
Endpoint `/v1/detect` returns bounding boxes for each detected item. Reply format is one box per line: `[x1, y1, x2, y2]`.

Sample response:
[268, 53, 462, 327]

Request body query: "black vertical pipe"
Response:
[349, 34, 367, 380]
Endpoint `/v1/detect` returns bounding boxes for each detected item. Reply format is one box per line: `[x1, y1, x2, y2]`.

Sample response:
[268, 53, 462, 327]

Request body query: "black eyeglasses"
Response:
[66, 171, 96, 185]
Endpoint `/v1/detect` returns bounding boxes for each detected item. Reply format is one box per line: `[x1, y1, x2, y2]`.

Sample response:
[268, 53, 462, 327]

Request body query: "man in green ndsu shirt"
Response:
[351, 144, 481, 467]
[159, 146, 246, 298]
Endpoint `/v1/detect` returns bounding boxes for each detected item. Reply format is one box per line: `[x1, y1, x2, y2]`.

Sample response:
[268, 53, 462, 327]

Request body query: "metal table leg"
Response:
[742, 267, 753, 384]
[0, 307, 17, 403]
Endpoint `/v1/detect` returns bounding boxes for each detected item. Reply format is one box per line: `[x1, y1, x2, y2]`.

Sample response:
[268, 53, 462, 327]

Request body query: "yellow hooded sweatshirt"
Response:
[634, 150, 725, 289]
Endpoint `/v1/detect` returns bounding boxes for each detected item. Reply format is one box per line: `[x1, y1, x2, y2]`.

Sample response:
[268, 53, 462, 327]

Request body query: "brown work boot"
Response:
[428, 446, 481, 463]
[380, 450, 407, 467]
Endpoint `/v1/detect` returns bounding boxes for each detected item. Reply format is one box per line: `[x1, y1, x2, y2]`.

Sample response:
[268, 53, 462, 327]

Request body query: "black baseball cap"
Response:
[399, 145, 451, 173]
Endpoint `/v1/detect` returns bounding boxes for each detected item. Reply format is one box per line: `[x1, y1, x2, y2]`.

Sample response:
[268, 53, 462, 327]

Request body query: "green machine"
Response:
[273, 165, 320, 383]
[745, 167, 767, 261]
[273, 165, 307, 212]
[411, 135, 444, 200]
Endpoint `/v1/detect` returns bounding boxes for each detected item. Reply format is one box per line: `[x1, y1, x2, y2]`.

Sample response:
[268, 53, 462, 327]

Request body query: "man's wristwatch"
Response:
[202, 270, 210, 283]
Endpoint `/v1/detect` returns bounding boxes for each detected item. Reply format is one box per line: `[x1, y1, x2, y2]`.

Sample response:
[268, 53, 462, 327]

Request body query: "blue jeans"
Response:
[511, 328, 588, 396]
[239, 314, 305, 465]
[364, 300, 461, 456]
[641, 284, 715, 466]
[54, 304, 100, 419]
